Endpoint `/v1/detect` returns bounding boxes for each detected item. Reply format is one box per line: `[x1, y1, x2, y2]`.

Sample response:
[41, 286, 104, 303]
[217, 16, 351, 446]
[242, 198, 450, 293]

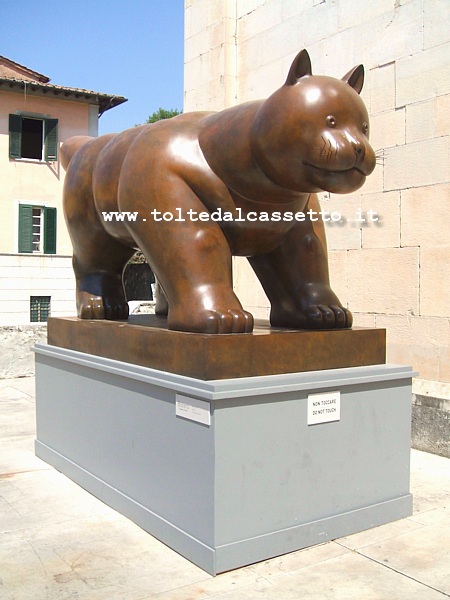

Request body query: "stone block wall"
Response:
[185, 0, 450, 455]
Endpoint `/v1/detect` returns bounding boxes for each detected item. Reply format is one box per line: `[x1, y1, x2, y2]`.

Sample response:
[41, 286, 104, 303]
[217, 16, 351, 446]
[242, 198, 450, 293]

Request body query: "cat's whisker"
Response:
[374, 148, 385, 168]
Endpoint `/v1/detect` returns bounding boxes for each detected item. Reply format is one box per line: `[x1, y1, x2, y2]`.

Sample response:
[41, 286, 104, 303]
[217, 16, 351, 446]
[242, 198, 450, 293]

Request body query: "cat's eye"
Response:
[362, 122, 369, 135]
[326, 115, 336, 128]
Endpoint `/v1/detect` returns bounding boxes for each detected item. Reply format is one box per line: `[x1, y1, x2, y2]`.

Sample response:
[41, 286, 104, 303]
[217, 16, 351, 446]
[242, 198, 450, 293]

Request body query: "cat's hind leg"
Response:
[63, 139, 135, 320]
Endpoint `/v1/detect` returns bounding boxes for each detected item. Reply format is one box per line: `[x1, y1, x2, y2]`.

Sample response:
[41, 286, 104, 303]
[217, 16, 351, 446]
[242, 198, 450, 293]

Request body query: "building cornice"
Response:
[0, 76, 127, 116]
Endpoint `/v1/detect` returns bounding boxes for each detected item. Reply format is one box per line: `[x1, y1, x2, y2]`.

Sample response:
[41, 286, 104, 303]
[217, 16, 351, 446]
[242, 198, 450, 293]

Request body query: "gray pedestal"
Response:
[34, 343, 414, 575]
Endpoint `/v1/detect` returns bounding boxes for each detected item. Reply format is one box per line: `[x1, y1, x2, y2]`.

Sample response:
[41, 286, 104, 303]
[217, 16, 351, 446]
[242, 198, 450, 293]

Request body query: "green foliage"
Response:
[145, 107, 182, 123]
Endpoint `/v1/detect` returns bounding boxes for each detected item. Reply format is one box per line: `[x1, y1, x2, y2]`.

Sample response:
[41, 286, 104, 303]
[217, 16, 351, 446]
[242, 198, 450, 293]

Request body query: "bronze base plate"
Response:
[47, 316, 386, 381]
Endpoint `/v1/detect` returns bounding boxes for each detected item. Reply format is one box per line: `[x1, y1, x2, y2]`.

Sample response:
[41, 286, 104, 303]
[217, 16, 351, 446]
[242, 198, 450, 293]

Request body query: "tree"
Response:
[145, 107, 181, 123]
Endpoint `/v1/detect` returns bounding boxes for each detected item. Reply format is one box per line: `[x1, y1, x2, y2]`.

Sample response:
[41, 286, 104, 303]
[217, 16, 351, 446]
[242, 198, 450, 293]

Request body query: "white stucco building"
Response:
[0, 56, 126, 325]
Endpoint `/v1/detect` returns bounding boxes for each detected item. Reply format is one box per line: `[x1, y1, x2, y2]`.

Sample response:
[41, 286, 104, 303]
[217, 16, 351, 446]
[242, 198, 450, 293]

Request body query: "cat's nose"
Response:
[352, 140, 365, 164]
[354, 141, 376, 175]
[342, 131, 365, 165]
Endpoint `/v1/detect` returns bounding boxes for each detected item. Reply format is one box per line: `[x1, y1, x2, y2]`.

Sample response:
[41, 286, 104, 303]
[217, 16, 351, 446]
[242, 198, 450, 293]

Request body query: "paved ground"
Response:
[1, 376, 449, 600]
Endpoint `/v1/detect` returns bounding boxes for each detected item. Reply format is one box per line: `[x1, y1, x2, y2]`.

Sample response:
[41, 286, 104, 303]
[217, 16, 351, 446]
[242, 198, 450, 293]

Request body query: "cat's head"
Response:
[250, 50, 376, 194]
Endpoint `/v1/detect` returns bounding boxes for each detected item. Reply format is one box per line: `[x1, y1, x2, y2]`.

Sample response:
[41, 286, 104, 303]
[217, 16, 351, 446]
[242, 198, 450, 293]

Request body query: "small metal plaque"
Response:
[307, 391, 341, 425]
[176, 394, 211, 426]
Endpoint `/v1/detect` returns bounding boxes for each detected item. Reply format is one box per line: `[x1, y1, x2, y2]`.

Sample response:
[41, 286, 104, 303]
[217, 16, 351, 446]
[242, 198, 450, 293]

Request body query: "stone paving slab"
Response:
[1, 377, 449, 600]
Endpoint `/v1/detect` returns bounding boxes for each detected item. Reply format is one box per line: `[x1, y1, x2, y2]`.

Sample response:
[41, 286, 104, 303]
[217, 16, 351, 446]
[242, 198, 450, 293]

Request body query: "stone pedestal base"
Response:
[47, 316, 386, 380]
[35, 343, 413, 575]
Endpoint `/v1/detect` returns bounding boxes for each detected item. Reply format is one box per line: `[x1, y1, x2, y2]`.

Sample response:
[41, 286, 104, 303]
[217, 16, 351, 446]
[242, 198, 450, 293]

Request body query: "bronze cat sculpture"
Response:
[62, 49, 375, 334]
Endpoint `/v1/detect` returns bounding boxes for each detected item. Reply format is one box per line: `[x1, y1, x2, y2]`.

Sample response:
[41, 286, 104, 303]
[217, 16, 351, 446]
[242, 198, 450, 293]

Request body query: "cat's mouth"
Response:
[303, 162, 368, 176]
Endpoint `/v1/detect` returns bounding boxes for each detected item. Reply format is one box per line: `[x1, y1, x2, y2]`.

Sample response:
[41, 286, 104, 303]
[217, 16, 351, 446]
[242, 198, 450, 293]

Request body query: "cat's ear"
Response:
[285, 49, 312, 85]
[342, 65, 365, 94]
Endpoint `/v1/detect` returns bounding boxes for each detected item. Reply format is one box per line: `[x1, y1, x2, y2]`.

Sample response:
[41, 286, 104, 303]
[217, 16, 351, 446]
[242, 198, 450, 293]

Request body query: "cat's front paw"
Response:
[302, 304, 352, 329]
[270, 282, 353, 330]
[169, 307, 254, 334]
[271, 303, 352, 329]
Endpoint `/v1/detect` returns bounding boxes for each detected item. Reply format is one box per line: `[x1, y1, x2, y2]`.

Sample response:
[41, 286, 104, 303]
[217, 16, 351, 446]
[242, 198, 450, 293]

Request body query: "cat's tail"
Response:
[60, 136, 93, 170]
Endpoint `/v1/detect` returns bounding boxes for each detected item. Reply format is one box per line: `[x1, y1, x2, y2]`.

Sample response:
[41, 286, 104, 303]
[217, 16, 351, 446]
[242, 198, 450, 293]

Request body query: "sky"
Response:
[1, 0, 184, 135]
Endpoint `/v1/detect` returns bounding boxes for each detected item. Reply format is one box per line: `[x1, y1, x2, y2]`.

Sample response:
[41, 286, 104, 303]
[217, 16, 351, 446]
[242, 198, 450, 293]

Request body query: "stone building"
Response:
[184, 0, 450, 455]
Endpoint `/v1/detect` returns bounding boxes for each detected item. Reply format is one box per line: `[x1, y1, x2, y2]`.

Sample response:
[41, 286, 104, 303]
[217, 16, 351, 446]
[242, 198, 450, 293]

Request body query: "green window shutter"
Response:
[44, 207, 57, 254]
[18, 204, 33, 253]
[44, 118, 58, 161]
[9, 114, 22, 159]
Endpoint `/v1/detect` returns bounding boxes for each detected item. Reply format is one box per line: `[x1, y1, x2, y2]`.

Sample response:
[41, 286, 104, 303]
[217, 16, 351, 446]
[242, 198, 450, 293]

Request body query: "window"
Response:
[9, 114, 58, 161]
[30, 296, 51, 322]
[18, 204, 57, 254]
